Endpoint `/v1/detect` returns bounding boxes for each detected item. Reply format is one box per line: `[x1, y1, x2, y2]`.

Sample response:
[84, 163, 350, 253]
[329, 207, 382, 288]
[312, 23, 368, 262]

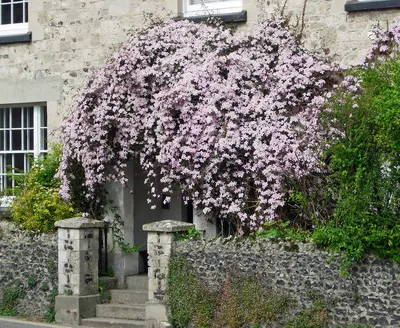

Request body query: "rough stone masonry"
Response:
[1, 0, 400, 139]
[175, 238, 400, 327]
[0, 223, 58, 317]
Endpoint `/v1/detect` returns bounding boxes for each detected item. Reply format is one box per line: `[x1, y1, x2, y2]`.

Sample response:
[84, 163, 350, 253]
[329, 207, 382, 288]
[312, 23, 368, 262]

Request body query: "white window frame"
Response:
[0, 104, 47, 194]
[0, 0, 29, 36]
[183, 0, 242, 17]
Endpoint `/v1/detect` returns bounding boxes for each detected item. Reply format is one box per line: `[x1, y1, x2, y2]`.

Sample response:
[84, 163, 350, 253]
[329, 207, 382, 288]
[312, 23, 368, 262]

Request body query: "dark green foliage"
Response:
[27, 277, 37, 288]
[167, 253, 217, 327]
[175, 227, 202, 241]
[313, 59, 400, 271]
[254, 220, 311, 242]
[9, 145, 78, 232]
[43, 288, 58, 322]
[0, 285, 25, 315]
[167, 253, 335, 328]
[285, 294, 329, 328]
[215, 275, 294, 328]
[99, 267, 115, 277]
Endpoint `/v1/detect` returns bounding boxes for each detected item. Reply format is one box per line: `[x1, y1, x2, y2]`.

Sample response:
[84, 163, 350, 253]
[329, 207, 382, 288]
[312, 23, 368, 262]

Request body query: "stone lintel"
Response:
[143, 220, 194, 233]
[55, 217, 105, 229]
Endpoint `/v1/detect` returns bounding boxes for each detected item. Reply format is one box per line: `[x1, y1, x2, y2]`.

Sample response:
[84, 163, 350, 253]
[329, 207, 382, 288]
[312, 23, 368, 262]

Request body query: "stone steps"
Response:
[82, 275, 149, 328]
[96, 303, 146, 321]
[110, 289, 148, 305]
[126, 274, 148, 290]
[81, 317, 146, 328]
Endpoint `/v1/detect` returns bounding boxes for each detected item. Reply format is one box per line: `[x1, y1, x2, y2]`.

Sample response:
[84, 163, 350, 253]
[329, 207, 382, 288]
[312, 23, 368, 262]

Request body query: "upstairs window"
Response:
[183, 0, 242, 17]
[345, 0, 400, 12]
[0, 105, 47, 192]
[0, 0, 28, 36]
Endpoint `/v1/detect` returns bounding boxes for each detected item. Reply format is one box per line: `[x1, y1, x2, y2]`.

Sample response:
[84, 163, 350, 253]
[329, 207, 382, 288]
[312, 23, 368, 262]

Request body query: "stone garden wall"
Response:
[175, 238, 400, 328]
[0, 223, 58, 317]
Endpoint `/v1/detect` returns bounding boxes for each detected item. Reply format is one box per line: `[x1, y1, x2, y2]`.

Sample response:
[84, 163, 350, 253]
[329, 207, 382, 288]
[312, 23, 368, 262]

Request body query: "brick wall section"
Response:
[175, 238, 400, 327]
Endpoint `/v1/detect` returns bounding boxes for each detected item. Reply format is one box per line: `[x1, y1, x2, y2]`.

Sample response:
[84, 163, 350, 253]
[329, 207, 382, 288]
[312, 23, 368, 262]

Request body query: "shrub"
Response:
[167, 252, 301, 327]
[11, 145, 78, 232]
[167, 253, 217, 327]
[0, 285, 25, 315]
[215, 275, 294, 328]
[285, 295, 329, 328]
[313, 56, 400, 269]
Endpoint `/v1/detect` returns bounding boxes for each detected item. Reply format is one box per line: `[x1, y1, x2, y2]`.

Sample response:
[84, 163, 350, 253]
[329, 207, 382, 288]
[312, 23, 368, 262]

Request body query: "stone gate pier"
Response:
[54, 217, 104, 325]
[143, 220, 194, 328]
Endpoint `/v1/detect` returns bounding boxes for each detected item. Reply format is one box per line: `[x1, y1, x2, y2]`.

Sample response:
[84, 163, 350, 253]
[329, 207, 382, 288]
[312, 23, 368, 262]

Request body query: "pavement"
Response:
[0, 317, 73, 328]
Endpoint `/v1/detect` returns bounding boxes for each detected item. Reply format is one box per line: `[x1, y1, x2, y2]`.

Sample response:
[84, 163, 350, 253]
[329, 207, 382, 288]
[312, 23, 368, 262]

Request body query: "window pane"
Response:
[1, 1, 12, 4]
[40, 106, 47, 128]
[41, 128, 47, 151]
[23, 129, 27, 150]
[28, 107, 33, 127]
[5, 154, 12, 168]
[5, 130, 9, 151]
[0, 110, 3, 129]
[0, 131, 3, 151]
[4, 108, 9, 128]
[1, 4, 11, 25]
[26, 154, 32, 170]
[24, 1, 27, 22]
[24, 107, 33, 128]
[14, 153, 24, 171]
[13, 2, 23, 23]
[11, 130, 22, 150]
[11, 107, 22, 128]
[27, 128, 33, 150]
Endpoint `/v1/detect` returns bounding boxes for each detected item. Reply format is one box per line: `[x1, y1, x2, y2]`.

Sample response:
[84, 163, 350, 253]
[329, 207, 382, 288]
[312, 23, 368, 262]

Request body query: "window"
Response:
[345, 0, 400, 12]
[0, 0, 28, 36]
[0, 105, 47, 191]
[183, 0, 242, 17]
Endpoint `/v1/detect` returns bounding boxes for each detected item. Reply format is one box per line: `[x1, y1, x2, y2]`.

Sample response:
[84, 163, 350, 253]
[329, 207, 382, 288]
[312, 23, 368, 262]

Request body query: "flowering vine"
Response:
[59, 19, 336, 232]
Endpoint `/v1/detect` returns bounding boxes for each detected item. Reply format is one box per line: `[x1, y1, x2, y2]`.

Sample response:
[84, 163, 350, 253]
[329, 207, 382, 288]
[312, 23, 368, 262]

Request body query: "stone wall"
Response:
[246, 0, 400, 65]
[1, 0, 400, 137]
[175, 238, 400, 327]
[0, 223, 58, 317]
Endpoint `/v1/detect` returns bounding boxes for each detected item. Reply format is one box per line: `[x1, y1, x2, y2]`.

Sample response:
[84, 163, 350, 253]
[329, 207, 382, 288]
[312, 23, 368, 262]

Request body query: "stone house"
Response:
[1, 0, 400, 281]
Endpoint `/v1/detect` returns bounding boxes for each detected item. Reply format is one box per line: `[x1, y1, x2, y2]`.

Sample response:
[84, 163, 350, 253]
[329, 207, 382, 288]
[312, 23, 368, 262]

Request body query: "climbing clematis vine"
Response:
[59, 18, 336, 232]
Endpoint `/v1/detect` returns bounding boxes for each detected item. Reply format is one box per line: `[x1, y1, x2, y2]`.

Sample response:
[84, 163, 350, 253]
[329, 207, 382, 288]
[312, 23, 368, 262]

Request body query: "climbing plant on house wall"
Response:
[312, 21, 400, 269]
[59, 19, 337, 233]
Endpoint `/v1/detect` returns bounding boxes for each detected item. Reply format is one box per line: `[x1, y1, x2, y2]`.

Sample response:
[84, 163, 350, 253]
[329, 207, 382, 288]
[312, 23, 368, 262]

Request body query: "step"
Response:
[81, 317, 146, 328]
[111, 289, 148, 305]
[126, 275, 148, 290]
[99, 276, 118, 290]
[96, 303, 146, 321]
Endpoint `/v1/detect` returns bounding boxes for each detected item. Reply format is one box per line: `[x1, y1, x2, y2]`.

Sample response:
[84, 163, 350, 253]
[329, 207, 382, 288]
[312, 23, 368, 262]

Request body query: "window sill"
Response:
[345, 0, 400, 12]
[0, 32, 32, 45]
[173, 10, 247, 24]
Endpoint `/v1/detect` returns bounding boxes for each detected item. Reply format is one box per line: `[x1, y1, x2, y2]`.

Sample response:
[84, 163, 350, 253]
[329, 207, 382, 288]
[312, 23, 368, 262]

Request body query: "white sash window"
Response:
[184, 0, 242, 17]
[0, 105, 47, 191]
[0, 0, 28, 36]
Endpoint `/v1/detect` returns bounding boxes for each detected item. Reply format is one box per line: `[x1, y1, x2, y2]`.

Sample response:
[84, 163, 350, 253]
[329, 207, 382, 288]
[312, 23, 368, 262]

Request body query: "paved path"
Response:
[0, 317, 73, 328]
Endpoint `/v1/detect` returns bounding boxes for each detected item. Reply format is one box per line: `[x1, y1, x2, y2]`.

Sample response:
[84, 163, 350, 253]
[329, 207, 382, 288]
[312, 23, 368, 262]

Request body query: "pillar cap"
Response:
[143, 220, 194, 233]
[55, 217, 105, 229]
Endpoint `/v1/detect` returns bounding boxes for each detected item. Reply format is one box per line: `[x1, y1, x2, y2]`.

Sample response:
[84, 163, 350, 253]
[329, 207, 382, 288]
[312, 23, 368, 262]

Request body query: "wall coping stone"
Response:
[55, 217, 104, 229]
[143, 219, 194, 232]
